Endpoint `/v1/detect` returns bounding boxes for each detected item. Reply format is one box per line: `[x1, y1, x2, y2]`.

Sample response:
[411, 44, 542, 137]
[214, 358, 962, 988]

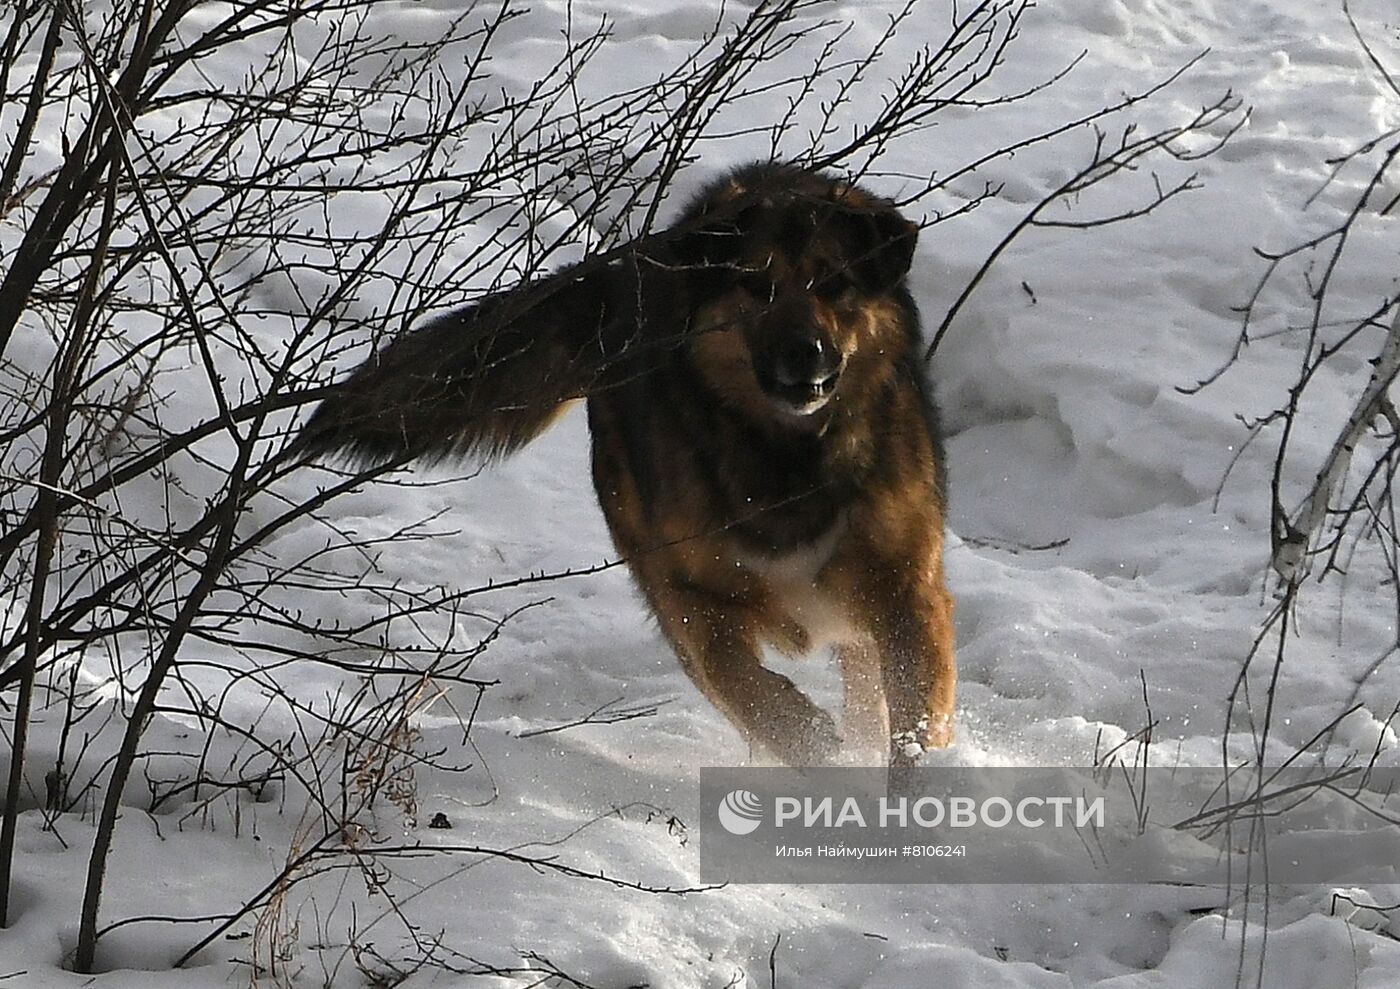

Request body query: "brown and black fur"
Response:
[296, 162, 955, 767]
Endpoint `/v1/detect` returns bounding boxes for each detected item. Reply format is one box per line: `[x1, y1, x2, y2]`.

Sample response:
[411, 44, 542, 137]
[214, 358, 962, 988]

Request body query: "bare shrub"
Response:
[0, 0, 1237, 976]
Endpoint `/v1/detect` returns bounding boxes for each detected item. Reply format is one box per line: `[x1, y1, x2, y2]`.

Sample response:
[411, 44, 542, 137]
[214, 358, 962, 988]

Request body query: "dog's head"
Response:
[670, 164, 918, 427]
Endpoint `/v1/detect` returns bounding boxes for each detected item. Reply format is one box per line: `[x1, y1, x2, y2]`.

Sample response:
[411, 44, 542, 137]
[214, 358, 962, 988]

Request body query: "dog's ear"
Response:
[669, 210, 752, 270]
[837, 205, 918, 293]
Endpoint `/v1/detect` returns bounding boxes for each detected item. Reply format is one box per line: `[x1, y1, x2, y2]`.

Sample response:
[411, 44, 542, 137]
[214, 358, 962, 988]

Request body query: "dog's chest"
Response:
[739, 516, 857, 649]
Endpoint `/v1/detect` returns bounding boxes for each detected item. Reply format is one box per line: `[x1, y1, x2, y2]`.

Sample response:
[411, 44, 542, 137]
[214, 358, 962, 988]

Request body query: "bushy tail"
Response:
[294, 263, 643, 467]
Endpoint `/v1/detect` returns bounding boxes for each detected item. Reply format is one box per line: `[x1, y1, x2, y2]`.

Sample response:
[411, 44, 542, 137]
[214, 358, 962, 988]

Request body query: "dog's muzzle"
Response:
[769, 337, 844, 413]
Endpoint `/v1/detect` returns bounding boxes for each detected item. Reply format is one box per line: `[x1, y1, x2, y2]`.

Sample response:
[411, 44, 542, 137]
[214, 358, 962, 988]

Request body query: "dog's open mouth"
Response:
[765, 368, 841, 415]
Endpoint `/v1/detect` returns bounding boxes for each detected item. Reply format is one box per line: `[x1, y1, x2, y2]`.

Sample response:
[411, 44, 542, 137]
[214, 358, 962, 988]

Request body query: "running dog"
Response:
[296, 162, 955, 766]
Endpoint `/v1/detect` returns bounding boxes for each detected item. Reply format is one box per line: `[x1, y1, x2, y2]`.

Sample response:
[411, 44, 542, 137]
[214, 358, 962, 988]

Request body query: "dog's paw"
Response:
[924, 711, 954, 749]
[890, 712, 954, 765]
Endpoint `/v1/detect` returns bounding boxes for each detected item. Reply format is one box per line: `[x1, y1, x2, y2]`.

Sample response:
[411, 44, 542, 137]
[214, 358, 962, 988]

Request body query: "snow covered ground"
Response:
[5, 0, 1400, 986]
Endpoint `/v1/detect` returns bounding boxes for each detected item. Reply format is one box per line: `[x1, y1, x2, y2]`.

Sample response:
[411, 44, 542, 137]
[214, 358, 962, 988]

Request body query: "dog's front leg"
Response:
[861, 569, 956, 767]
[653, 589, 841, 766]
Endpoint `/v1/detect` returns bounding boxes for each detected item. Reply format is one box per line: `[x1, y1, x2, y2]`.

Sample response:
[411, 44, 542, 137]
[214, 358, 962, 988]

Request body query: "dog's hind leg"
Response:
[653, 589, 841, 766]
[836, 640, 890, 763]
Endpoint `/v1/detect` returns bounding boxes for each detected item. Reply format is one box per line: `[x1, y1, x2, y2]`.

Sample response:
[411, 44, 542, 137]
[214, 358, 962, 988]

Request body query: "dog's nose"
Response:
[776, 337, 841, 389]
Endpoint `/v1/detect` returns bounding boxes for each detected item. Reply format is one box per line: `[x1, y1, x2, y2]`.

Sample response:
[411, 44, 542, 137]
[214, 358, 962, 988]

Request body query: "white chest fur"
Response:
[739, 516, 858, 651]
